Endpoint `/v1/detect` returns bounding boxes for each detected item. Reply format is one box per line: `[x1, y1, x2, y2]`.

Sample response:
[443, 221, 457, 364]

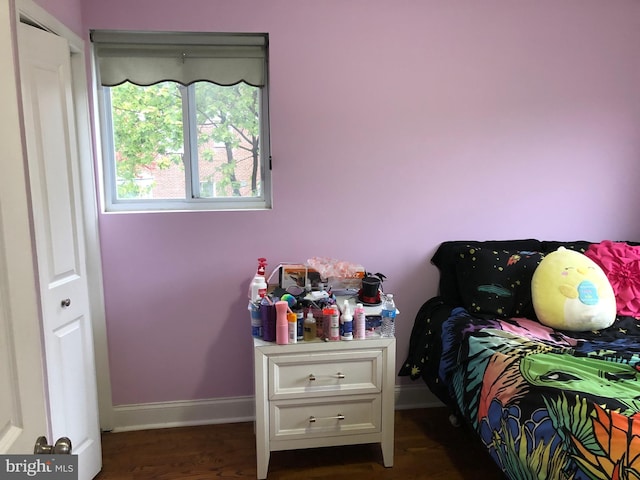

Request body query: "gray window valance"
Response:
[90, 30, 268, 87]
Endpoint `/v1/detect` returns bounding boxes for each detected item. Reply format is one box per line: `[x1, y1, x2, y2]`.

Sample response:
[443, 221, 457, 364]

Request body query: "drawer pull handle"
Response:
[308, 414, 345, 423]
[307, 373, 344, 381]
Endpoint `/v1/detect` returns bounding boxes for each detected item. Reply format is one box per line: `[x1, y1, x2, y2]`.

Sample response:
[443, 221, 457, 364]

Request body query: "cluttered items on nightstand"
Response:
[248, 257, 398, 344]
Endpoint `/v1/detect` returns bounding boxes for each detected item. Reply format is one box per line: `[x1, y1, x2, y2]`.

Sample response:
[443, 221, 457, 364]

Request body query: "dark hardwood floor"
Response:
[95, 407, 505, 479]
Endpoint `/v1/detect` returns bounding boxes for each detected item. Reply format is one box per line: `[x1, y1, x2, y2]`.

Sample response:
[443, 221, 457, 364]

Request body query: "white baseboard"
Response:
[110, 383, 443, 433]
[111, 396, 255, 432]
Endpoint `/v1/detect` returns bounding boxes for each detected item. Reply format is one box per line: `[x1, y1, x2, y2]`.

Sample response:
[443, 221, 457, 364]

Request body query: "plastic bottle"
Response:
[249, 275, 268, 302]
[295, 307, 304, 341]
[340, 300, 353, 341]
[275, 301, 289, 345]
[249, 258, 268, 302]
[354, 303, 366, 339]
[249, 301, 262, 338]
[322, 306, 332, 340]
[329, 304, 340, 341]
[287, 311, 297, 344]
[380, 293, 396, 338]
[303, 311, 317, 341]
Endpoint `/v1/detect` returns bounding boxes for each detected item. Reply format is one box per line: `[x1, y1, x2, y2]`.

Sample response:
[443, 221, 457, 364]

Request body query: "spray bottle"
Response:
[249, 258, 268, 302]
[275, 301, 289, 345]
[257, 257, 267, 276]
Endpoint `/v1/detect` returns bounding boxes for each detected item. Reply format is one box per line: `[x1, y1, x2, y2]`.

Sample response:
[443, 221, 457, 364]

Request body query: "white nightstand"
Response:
[253, 337, 396, 479]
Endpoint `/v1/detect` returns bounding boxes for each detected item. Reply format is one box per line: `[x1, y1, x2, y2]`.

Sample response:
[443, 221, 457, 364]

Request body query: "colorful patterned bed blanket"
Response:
[440, 307, 640, 480]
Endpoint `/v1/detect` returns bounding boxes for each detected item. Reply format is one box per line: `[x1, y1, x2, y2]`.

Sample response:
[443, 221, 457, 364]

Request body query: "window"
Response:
[91, 31, 271, 212]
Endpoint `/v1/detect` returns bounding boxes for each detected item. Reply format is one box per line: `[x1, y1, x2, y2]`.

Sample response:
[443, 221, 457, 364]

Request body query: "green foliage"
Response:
[195, 83, 260, 197]
[111, 82, 183, 198]
[109, 81, 260, 199]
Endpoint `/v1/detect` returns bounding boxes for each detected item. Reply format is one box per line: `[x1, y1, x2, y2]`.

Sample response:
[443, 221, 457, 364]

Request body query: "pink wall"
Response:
[81, 0, 640, 405]
[33, 0, 83, 36]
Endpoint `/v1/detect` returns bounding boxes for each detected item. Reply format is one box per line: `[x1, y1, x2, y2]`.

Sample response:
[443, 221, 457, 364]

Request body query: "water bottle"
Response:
[249, 301, 262, 338]
[380, 293, 396, 338]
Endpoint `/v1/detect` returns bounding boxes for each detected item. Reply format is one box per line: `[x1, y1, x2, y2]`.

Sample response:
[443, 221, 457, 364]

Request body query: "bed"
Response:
[400, 239, 640, 480]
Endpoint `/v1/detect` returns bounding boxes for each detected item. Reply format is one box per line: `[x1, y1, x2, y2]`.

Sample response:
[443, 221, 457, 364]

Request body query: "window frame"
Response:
[93, 32, 272, 213]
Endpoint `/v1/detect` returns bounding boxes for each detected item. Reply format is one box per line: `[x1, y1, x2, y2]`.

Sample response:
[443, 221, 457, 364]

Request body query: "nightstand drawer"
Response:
[268, 350, 382, 399]
[254, 337, 396, 478]
[270, 395, 381, 441]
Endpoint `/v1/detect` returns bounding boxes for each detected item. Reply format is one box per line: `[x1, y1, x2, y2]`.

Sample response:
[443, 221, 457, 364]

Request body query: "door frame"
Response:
[14, 0, 114, 430]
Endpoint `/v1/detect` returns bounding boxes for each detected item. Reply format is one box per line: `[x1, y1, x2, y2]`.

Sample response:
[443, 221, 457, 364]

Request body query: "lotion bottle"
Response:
[340, 300, 353, 341]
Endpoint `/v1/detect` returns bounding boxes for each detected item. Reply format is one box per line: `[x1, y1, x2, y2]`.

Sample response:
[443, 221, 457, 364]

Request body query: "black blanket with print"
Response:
[400, 301, 640, 480]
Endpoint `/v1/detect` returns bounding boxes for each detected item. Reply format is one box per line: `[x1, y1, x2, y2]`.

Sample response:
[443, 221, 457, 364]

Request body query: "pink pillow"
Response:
[585, 241, 640, 318]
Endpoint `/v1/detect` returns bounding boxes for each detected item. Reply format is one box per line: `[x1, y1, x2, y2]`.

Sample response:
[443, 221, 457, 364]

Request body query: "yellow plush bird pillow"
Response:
[531, 247, 616, 331]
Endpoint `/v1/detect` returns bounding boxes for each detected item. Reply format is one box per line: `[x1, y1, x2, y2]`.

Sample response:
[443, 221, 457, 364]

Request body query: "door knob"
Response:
[34, 436, 72, 454]
[61, 298, 71, 308]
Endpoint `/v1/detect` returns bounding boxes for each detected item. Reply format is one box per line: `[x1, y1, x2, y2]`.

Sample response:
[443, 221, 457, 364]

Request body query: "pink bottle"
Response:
[275, 301, 289, 345]
[354, 303, 366, 339]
